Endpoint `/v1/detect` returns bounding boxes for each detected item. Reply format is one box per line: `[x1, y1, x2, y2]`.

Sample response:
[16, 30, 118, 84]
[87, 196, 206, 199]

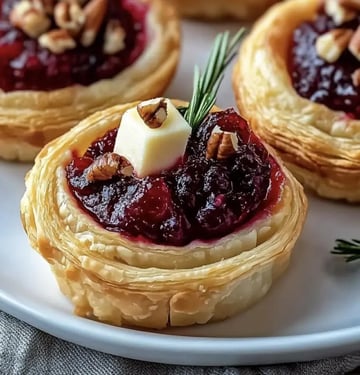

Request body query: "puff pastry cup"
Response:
[21, 101, 307, 329]
[0, 0, 179, 162]
[169, 0, 279, 20]
[233, 0, 360, 202]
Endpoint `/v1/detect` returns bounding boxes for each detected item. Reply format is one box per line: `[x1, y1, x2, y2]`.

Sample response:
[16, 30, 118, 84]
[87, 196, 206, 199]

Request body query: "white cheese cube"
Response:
[113, 98, 192, 178]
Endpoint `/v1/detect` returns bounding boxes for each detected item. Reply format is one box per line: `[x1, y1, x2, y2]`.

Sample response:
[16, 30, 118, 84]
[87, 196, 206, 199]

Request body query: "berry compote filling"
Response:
[66, 109, 284, 246]
[0, 0, 147, 91]
[288, 9, 360, 118]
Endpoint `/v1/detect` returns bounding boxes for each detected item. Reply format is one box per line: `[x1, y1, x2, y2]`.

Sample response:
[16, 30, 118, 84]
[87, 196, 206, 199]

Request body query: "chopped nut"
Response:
[39, 29, 76, 54]
[80, 0, 108, 47]
[85, 152, 123, 182]
[33, 0, 55, 15]
[206, 126, 238, 160]
[352, 68, 360, 86]
[54, 0, 85, 35]
[315, 28, 354, 63]
[137, 98, 168, 129]
[121, 165, 134, 176]
[325, 0, 357, 25]
[349, 25, 360, 60]
[10, 0, 51, 38]
[104, 20, 126, 54]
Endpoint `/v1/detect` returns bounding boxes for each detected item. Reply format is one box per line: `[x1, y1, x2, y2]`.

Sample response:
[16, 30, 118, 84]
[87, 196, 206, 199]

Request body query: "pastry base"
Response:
[51, 241, 291, 329]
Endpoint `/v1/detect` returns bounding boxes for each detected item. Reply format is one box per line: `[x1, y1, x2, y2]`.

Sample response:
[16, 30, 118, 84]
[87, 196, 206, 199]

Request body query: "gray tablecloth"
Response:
[1, 311, 360, 375]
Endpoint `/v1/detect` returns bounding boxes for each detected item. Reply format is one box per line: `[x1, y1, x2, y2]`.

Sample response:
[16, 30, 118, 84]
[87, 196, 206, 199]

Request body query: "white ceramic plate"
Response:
[1, 21, 360, 367]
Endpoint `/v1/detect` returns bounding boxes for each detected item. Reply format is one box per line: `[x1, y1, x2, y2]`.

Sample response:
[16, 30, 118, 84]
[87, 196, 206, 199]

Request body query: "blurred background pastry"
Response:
[0, 0, 180, 161]
[233, 0, 360, 201]
[169, 0, 280, 21]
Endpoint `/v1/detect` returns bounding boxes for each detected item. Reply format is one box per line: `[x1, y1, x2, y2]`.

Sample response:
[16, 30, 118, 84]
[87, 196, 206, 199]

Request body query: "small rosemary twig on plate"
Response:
[332, 239, 360, 262]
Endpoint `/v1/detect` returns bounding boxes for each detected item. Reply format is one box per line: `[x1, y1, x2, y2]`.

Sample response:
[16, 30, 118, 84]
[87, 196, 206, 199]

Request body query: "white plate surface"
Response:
[1, 21, 360, 367]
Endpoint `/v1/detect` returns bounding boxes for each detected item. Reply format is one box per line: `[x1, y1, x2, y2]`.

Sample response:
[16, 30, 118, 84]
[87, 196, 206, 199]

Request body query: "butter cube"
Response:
[113, 98, 192, 177]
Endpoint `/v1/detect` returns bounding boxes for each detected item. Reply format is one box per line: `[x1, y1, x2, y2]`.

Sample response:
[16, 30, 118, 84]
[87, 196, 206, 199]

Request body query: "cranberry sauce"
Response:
[288, 10, 360, 118]
[66, 110, 284, 246]
[0, 0, 147, 91]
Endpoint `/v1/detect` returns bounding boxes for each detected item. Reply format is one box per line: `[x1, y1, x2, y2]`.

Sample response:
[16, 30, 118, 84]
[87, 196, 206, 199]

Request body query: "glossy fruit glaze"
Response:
[288, 10, 360, 118]
[0, 0, 147, 91]
[66, 109, 285, 246]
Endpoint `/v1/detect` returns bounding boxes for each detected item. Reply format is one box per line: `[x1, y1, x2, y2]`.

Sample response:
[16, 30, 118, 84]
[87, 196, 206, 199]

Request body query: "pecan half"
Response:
[315, 28, 354, 62]
[137, 99, 168, 129]
[86, 152, 123, 182]
[10, 0, 51, 38]
[325, 0, 357, 25]
[38, 29, 76, 53]
[103, 19, 126, 54]
[206, 126, 238, 160]
[80, 0, 108, 47]
[54, 0, 85, 35]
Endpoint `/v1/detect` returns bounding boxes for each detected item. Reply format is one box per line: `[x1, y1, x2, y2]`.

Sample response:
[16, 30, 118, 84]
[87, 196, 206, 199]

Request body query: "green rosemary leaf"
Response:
[202, 33, 228, 92]
[184, 28, 245, 129]
[345, 255, 360, 263]
[331, 239, 360, 262]
[186, 66, 201, 126]
[177, 106, 188, 116]
[226, 28, 246, 63]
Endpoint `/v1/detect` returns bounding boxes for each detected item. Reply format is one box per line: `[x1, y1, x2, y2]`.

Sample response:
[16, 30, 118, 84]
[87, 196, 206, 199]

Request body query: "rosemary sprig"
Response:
[184, 28, 245, 129]
[332, 239, 360, 262]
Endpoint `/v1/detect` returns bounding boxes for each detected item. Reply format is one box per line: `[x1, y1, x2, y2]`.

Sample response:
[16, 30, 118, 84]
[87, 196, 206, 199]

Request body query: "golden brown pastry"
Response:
[0, 0, 180, 161]
[20, 100, 307, 329]
[169, 0, 280, 20]
[233, 0, 360, 202]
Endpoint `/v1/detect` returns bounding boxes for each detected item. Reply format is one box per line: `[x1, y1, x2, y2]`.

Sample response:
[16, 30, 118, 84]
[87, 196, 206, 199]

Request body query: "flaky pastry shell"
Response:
[0, 0, 179, 162]
[21, 102, 307, 329]
[169, 0, 279, 20]
[233, 0, 360, 202]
